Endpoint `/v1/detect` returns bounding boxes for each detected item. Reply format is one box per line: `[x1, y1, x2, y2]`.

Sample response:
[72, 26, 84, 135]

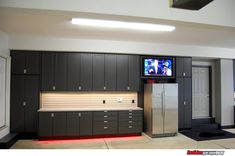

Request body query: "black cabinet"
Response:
[67, 53, 80, 91]
[80, 53, 92, 91]
[117, 55, 140, 91]
[92, 54, 105, 90]
[11, 51, 40, 75]
[176, 57, 192, 77]
[177, 77, 192, 129]
[118, 110, 143, 134]
[41, 52, 67, 91]
[67, 112, 92, 136]
[104, 54, 116, 90]
[39, 112, 66, 137]
[10, 75, 39, 133]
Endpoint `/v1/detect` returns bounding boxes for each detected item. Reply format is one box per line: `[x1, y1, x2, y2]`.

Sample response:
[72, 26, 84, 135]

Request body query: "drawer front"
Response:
[93, 124, 118, 135]
[119, 120, 142, 126]
[94, 120, 118, 128]
[119, 110, 143, 116]
[119, 125, 142, 134]
[94, 111, 118, 121]
[119, 115, 142, 121]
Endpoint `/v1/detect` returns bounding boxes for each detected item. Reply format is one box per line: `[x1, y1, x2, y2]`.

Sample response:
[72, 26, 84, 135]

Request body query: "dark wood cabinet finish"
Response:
[80, 53, 92, 90]
[41, 52, 67, 91]
[176, 57, 192, 77]
[116, 55, 129, 90]
[67, 53, 80, 91]
[92, 54, 105, 90]
[11, 51, 40, 75]
[129, 55, 140, 91]
[176, 77, 192, 129]
[104, 54, 116, 90]
[10, 75, 39, 133]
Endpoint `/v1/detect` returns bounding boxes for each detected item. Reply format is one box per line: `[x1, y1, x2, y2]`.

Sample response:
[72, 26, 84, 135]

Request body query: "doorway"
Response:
[192, 66, 211, 119]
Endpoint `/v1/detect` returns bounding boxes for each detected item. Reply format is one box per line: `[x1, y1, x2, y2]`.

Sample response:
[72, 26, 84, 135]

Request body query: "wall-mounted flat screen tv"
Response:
[142, 57, 175, 78]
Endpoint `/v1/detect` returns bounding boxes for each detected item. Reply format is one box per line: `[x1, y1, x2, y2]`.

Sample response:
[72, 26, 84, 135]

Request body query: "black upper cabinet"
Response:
[92, 54, 105, 90]
[117, 55, 129, 90]
[67, 53, 80, 91]
[105, 54, 116, 90]
[10, 75, 39, 133]
[176, 57, 192, 77]
[80, 53, 92, 91]
[11, 51, 40, 75]
[129, 55, 140, 91]
[41, 52, 67, 91]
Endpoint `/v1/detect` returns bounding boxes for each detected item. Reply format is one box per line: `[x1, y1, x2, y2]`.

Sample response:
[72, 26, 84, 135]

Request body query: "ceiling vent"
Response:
[170, 0, 214, 10]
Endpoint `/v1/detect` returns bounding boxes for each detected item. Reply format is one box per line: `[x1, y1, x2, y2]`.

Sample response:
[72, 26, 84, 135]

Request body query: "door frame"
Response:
[192, 65, 212, 118]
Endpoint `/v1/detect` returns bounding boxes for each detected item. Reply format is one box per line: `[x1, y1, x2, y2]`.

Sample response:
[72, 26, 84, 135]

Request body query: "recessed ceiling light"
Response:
[71, 18, 175, 32]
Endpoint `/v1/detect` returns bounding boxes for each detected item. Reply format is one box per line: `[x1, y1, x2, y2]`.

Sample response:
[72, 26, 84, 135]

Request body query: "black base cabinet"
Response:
[38, 110, 143, 139]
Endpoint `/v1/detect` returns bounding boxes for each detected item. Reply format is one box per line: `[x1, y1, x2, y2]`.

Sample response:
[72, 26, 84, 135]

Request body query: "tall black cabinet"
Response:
[176, 57, 192, 130]
[10, 51, 40, 134]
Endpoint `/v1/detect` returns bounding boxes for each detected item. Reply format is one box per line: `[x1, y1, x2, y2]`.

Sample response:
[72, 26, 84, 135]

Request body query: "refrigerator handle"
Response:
[163, 91, 165, 117]
[161, 92, 164, 117]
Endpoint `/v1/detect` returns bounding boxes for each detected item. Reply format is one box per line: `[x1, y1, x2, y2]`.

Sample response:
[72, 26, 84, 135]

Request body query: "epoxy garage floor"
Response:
[11, 129, 235, 149]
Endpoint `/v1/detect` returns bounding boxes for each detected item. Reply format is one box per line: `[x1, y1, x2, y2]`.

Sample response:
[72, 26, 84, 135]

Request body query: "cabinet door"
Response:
[79, 112, 92, 136]
[176, 57, 184, 77]
[11, 52, 25, 75]
[41, 52, 54, 91]
[67, 112, 80, 136]
[183, 57, 192, 77]
[67, 53, 80, 91]
[80, 53, 92, 90]
[39, 113, 53, 137]
[117, 55, 129, 90]
[184, 78, 192, 129]
[176, 78, 184, 129]
[129, 55, 140, 91]
[10, 76, 25, 132]
[25, 52, 40, 75]
[24, 76, 39, 133]
[105, 54, 116, 90]
[54, 53, 67, 91]
[53, 112, 66, 136]
[92, 54, 105, 90]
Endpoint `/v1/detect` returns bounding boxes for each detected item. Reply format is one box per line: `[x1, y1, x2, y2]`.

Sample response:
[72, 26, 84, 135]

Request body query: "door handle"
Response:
[23, 69, 27, 74]
[78, 113, 81, 117]
[163, 91, 166, 117]
[184, 101, 186, 105]
[51, 113, 54, 118]
[22, 101, 26, 106]
[161, 92, 164, 117]
[52, 86, 56, 90]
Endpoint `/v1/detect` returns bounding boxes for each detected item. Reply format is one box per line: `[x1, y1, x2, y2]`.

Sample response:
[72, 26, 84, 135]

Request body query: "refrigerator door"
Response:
[163, 84, 178, 134]
[152, 84, 164, 135]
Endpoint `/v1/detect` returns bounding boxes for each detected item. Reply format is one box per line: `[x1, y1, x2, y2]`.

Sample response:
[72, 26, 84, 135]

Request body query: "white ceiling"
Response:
[0, 7, 235, 49]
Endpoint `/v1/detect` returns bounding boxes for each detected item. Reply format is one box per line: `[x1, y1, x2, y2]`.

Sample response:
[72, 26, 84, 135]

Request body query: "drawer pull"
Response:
[104, 127, 108, 129]
[129, 116, 132, 118]
[51, 113, 54, 118]
[104, 121, 108, 123]
[129, 110, 133, 112]
[78, 113, 81, 117]
[104, 111, 108, 113]
[129, 113, 132, 115]
[129, 121, 132, 123]
[129, 126, 132, 128]
[104, 115, 108, 118]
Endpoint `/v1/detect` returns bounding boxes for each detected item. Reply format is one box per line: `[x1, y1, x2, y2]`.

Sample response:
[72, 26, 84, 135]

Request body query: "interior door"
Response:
[164, 84, 178, 133]
[192, 67, 210, 118]
[152, 84, 164, 134]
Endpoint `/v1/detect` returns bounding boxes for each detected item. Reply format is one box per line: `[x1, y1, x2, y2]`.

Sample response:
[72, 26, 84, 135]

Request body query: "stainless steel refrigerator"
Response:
[144, 83, 178, 137]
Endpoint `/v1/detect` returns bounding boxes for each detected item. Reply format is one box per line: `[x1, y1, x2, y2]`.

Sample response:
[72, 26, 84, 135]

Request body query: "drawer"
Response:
[93, 120, 118, 128]
[119, 110, 143, 116]
[93, 124, 118, 135]
[119, 115, 142, 121]
[119, 120, 142, 126]
[119, 125, 142, 134]
[94, 111, 118, 121]
[94, 111, 118, 116]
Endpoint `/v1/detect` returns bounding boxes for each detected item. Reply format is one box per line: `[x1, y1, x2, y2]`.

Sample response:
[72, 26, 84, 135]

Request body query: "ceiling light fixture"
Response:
[71, 18, 175, 32]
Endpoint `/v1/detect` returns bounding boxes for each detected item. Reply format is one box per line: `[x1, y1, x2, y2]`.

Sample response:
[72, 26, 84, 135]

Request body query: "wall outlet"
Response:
[117, 97, 123, 103]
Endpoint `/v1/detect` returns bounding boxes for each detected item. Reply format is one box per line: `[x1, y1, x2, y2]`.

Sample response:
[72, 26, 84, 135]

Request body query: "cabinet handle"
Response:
[103, 86, 106, 90]
[22, 101, 26, 106]
[129, 113, 132, 115]
[129, 110, 132, 112]
[104, 110, 108, 113]
[129, 126, 132, 129]
[51, 113, 54, 118]
[104, 115, 108, 118]
[52, 86, 56, 90]
[184, 101, 186, 105]
[23, 69, 27, 74]
[127, 86, 130, 90]
[78, 113, 81, 117]
[183, 72, 186, 76]
[104, 127, 108, 129]
[104, 121, 108, 123]
[129, 116, 132, 118]
[78, 86, 82, 90]
[129, 120, 132, 123]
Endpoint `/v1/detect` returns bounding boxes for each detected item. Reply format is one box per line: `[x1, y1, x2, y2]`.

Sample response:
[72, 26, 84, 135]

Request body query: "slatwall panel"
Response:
[41, 92, 138, 109]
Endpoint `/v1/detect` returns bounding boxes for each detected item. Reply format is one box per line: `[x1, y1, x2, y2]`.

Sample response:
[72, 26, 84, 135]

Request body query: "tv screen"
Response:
[143, 57, 174, 77]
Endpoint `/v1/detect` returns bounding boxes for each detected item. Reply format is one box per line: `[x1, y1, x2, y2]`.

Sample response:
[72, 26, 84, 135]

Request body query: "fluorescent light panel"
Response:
[71, 18, 175, 32]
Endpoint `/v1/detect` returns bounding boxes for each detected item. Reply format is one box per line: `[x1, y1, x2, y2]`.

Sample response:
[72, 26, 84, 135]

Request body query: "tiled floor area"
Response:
[11, 129, 235, 149]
